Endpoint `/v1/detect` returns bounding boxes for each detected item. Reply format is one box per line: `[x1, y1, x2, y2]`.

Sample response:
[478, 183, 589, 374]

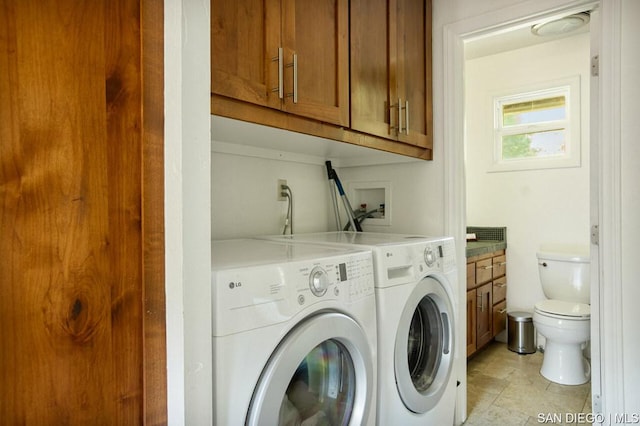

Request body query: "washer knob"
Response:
[309, 267, 329, 296]
[424, 246, 436, 267]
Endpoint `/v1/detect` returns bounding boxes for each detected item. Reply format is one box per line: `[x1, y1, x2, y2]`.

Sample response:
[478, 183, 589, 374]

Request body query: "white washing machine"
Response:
[259, 232, 458, 425]
[211, 239, 377, 425]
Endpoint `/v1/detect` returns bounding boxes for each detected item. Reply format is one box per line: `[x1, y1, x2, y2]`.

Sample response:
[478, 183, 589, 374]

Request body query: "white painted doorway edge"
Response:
[442, 0, 625, 424]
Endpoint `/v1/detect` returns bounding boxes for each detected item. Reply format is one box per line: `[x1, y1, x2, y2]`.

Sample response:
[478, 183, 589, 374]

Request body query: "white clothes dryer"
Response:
[259, 232, 458, 425]
[211, 239, 377, 425]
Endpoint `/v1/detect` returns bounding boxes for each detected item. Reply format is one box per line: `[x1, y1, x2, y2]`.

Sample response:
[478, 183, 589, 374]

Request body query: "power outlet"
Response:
[277, 179, 287, 201]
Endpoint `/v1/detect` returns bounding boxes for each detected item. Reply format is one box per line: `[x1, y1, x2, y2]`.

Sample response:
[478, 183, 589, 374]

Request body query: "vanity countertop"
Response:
[466, 240, 507, 258]
[466, 226, 507, 258]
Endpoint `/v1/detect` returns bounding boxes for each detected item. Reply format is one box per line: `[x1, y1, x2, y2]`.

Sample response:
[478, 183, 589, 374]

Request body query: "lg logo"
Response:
[228, 281, 242, 289]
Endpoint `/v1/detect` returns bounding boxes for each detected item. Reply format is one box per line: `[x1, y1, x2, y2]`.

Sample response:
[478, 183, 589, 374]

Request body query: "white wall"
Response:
[465, 33, 591, 312]
[209, 113, 434, 239]
[337, 162, 444, 235]
[211, 151, 334, 239]
[210, 149, 445, 239]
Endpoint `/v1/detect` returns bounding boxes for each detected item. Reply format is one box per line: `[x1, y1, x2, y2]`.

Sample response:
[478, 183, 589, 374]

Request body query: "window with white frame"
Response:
[491, 76, 581, 172]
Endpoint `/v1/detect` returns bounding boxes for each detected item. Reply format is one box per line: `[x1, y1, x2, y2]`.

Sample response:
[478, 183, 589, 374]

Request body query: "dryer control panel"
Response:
[373, 236, 456, 288]
[212, 250, 374, 337]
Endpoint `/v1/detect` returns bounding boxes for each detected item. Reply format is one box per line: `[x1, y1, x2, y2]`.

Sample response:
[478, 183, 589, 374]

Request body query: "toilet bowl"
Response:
[533, 300, 590, 385]
[532, 245, 590, 385]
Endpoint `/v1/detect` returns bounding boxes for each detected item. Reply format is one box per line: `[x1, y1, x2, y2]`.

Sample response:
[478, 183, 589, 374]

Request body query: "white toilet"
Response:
[532, 244, 591, 385]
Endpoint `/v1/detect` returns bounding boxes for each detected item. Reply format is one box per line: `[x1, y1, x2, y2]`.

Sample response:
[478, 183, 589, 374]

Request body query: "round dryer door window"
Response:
[394, 276, 455, 413]
[247, 313, 374, 426]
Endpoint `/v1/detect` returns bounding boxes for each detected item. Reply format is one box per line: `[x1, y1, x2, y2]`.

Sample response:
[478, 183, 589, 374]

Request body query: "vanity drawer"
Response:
[493, 276, 507, 303]
[493, 254, 507, 278]
[476, 258, 493, 284]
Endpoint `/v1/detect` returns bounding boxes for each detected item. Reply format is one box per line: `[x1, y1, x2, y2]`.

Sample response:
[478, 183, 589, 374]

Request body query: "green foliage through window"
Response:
[491, 77, 580, 171]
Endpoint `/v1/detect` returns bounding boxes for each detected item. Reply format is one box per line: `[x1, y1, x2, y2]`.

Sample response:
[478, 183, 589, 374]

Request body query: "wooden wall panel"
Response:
[0, 0, 166, 423]
[141, 0, 168, 424]
[106, 2, 143, 424]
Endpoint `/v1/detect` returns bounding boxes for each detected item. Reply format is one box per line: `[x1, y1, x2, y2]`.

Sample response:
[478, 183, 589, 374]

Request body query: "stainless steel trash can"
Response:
[507, 311, 536, 354]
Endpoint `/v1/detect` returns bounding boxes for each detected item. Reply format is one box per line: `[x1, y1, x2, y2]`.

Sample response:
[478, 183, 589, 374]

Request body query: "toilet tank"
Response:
[536, 244, 590, 304]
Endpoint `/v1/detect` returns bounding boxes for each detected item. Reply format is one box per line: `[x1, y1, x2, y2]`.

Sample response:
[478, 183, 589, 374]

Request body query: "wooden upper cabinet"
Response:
[394, 0, 432, 148]
[351, 0, 432, 149]
[211, 0, 280, 109]
[212, 0, 433, 159]
[281, 0, 349, 126]
[211, 0, 349, 127]
[350, 0, 390, 139]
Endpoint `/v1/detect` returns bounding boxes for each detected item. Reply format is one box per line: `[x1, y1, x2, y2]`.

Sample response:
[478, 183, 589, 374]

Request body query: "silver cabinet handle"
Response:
[477, 293, 484, 312]
[398, 98, 403, 133]
[496, 261, 507, 266]
[292, 53, 298, 103]
[397, 99, 409, 134]
[271, 47, 283, 99]
[285, 53, 298, 103]
[499, 308, 507, 314]
[496, 283, 507, 288]
[390, 99, 409, 135]
[480, 265, 493, 270]
[405, 100, 409, 135]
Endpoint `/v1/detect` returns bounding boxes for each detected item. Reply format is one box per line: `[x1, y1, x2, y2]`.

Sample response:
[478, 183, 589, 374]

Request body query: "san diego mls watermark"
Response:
[538, 412, 640, 424]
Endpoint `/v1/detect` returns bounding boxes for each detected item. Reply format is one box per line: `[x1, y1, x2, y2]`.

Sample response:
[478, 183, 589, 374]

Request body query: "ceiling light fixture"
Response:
[531, 12, 590, 37]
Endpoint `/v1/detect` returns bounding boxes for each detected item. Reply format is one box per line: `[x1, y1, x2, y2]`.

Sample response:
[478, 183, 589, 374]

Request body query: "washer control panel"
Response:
[212, 250, 374, 336]
[309, 266, 329, 296]
[296, 253, 374, 302]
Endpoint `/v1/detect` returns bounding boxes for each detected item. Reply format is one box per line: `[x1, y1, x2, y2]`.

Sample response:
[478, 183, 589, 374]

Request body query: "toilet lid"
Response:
[535, 299, 590, 318]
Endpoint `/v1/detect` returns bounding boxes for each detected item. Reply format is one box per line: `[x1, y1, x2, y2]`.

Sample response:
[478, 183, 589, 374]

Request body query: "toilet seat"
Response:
[535, 299, 590, 319]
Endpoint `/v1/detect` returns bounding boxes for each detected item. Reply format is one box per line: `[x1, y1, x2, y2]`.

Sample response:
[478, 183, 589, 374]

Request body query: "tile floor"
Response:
[465, 341, 592, 425]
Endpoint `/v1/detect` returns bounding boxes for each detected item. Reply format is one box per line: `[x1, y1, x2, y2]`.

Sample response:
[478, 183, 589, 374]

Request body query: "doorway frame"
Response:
[442, 0, 613, 423]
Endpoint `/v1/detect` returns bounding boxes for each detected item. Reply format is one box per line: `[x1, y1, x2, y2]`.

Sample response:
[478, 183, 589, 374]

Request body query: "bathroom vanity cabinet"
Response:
[466, 249, 508, 357]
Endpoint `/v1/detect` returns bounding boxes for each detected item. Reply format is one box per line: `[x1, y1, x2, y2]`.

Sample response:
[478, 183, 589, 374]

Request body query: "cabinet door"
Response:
[466, 290, 478, 357]
[476, 282, 493, 349]
[350, 0, 391, 139]
[211, 0, 281, 109]
[281, 0, 349, 126]
[393, 0, 432, 148]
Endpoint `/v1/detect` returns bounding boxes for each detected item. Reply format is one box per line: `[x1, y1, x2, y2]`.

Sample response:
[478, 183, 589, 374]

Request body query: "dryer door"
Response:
[394, 276, 455, 413]
[247, 312, 374, 426]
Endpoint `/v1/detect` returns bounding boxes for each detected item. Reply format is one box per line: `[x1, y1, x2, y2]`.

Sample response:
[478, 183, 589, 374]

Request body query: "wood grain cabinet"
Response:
[493, 277, 508, 337]
[0, 1, 166, 422]
[212, 0, 349, 126]
[475, 282, 494, 350]
[466, 249, 508, 357]
[350, 0, 433, 149]
[211, 0, 434, 160]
